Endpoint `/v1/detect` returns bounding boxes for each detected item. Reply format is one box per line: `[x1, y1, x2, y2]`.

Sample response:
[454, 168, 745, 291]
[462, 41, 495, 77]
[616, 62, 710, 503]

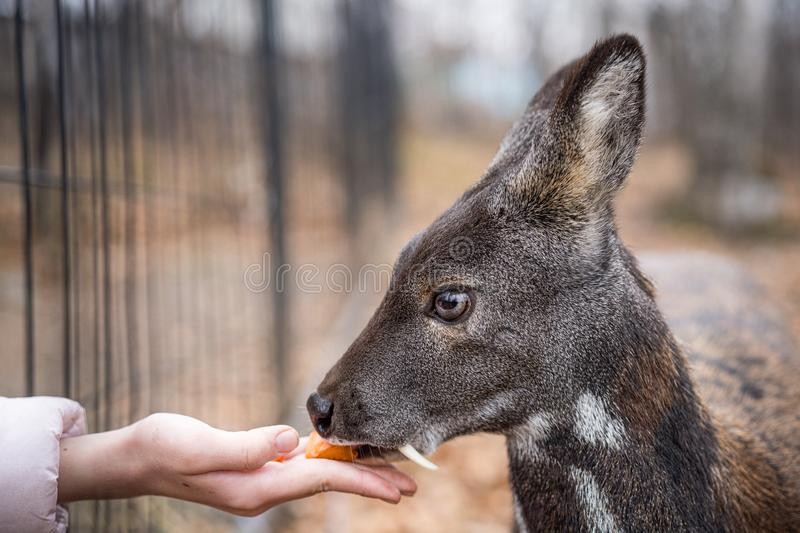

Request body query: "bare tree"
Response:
[764, 0, 800, 164]
[648, 0, 781, 230]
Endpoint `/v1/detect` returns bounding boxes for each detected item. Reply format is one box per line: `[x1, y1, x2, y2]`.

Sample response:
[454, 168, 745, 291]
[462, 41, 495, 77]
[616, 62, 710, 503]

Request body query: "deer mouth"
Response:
[351, 444, 400, 463]
[326, 439, 439, 470]
[354, 443, 439, 470]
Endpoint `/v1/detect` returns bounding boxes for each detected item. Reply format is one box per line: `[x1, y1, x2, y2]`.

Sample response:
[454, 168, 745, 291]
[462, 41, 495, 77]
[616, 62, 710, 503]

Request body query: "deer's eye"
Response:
[433, 290, 471, 323]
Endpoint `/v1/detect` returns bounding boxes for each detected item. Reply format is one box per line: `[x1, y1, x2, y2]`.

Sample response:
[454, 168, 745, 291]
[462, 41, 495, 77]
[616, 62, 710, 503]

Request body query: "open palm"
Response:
[134, 413, 416, 516]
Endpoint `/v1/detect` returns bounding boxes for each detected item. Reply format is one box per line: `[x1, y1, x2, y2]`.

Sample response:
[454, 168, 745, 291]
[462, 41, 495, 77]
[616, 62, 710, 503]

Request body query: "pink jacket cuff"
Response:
[0, 396, 87, 533]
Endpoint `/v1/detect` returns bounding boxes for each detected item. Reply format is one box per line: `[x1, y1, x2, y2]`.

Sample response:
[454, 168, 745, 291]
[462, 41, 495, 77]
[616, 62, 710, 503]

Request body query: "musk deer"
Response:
[307, 35, 800, 531]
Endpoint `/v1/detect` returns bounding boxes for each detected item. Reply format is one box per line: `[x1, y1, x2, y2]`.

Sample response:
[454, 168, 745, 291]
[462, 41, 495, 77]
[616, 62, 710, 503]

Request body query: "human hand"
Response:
[58, 413, 416, 516]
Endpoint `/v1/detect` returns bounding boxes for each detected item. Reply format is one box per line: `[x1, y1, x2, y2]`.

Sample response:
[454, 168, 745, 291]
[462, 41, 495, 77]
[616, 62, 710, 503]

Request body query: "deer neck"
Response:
[504, 309, 797, 532]
[505, 308, 725, 532]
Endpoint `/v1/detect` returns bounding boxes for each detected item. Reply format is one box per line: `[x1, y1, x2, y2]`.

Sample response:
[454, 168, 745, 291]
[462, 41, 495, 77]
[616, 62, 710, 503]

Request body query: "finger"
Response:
[186, 460, 406, 515]
[267, 459, 405, 505]
[352, 463, 417, 496]
[280, 450, 416, 495]
[195, 425, 299, 472]
[277, 437, 309, 461]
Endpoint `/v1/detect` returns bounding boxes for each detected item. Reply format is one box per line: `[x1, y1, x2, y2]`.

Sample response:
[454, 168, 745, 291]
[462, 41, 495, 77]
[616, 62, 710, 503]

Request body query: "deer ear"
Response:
[551, 34, 645, 197]
[498, 35, 645, 214]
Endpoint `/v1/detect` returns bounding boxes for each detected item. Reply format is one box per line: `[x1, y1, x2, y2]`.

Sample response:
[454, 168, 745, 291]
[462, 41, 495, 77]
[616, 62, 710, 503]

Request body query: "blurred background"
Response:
[0, 0, 798, 531]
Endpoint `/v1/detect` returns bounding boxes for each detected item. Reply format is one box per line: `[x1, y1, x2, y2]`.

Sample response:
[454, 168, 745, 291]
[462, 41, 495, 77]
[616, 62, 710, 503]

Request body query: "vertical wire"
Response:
[15, 0, 34, 397]
[119, 0, 140, 425]
[94, 0, 112, 435]
[111, 15, 126, 522]
[215, 46, 230, 422]
[178, 34, 202, 421]
[165, 15, 184, 417]
[135, 0, 156, 420]
[83, 0, 99, 431]
[202, 45, 223, 426]
[244, 46, 263, 423]
[227, 50, 251, 424]
[179, 45, 200, 420]
[55, 0, 73, 399]
[178, 26, 192, 419]
[203, 45, 217, 425]
[117, 5, 138, 527]
[65, 3, 81, 410]
[261, 0, 289, 420]
[92, 1, 113, 526]
[64, 13, 83, 529]
[199, 45, 218, 426]
[134, 3, 155, 525]
[213, 46, 237, 426]
[154, 12, 178, 527]
[84, 0, 101, 526]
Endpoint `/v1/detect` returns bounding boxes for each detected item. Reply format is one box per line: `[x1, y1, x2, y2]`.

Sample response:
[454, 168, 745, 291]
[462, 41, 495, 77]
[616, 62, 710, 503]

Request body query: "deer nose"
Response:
[307, 392, 334, 437]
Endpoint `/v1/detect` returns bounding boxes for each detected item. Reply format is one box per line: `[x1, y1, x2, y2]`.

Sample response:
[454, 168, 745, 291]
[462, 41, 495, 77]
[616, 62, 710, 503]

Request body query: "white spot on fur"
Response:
[570, 467, 621, 533]
[509, 412, 555, 461]
[418, 428, 443, 455]
[472, 390, 520, 426]
[516, 412, 554, 441]
[574, 392, 625, 449]
[512, 492, 530, 533]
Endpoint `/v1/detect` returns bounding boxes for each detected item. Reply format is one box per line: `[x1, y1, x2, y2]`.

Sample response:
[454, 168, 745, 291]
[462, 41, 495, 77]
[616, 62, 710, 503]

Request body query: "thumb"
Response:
[200, 425, 300, 472]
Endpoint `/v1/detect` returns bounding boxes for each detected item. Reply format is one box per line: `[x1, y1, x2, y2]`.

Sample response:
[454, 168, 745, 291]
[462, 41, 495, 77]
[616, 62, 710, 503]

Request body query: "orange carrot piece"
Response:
[305, 431, 357, 461]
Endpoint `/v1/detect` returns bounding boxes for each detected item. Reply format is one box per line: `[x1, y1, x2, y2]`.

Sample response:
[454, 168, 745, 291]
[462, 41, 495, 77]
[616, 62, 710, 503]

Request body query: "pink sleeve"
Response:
[0, 396, 87, 533]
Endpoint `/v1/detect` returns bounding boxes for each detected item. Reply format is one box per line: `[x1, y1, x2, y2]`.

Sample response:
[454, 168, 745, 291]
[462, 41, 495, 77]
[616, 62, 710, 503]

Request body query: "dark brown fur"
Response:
[645, 253, 800, 531]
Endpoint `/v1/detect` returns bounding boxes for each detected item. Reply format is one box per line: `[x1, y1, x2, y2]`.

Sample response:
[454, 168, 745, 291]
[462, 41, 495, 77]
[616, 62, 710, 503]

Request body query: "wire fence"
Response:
[0, 0, 398, 529]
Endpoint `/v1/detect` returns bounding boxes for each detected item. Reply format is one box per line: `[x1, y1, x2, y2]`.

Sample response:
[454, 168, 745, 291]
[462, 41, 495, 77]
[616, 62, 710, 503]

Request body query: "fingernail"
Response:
[276, 428, 299, 453]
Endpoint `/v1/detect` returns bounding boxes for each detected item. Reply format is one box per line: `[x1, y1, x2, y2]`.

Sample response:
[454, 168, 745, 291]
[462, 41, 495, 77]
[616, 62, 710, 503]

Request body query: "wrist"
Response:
[126, 416, 159, 495]
[58, 424, 148, 503]
[120, 422, 150, 495]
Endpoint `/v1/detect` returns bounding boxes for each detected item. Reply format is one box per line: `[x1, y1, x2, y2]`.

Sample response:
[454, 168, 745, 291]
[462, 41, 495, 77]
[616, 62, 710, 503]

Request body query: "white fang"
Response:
[398, 444, 439, 471]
